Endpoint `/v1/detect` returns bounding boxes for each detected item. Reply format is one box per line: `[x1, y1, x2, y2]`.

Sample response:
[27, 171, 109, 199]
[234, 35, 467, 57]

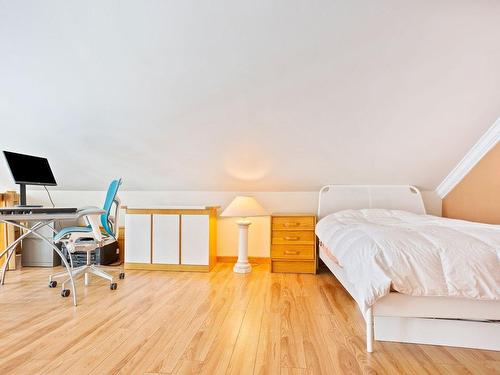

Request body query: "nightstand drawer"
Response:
[271, 260, 316, 274]
[272, 230, 315, 245]
[271, 245, 315, 260]
[272, 216, 315, 231]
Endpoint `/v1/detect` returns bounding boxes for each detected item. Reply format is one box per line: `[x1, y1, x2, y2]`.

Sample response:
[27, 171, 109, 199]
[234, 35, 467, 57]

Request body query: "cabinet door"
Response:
[125, 214, 151, 263]
[181, 215, 209, 265]
[152, 214, 180, 264]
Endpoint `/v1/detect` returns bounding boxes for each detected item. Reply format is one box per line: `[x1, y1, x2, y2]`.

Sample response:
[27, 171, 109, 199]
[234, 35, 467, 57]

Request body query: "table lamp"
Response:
[221, 196, 267, 273]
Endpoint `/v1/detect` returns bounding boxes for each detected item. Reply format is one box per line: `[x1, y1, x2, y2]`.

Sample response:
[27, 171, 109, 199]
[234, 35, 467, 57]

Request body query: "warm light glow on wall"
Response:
[224, 150, 271, 181]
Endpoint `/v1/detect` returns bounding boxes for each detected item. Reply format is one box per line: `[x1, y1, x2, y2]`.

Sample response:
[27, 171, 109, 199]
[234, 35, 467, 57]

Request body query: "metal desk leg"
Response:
[0, 232, 28, 285]
[0, 221, 45, 285]
[2, 220, 79, 306]
[27, 229, 78, 306]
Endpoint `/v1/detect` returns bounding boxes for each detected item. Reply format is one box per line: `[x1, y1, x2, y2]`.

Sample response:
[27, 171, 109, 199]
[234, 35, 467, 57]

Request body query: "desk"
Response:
[0, 209, 104, 306]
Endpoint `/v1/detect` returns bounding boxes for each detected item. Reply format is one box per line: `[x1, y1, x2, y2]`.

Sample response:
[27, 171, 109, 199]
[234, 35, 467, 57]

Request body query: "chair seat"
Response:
[54, 226, 92, 241]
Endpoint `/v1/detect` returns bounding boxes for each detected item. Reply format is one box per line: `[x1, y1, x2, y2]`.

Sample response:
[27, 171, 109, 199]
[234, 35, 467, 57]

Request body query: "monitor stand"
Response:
[16, 183, 42, 208]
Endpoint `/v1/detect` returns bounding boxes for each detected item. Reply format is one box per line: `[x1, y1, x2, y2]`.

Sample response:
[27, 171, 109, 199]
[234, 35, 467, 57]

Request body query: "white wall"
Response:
[1, 1, 500, 193]
[25, 189, 441, 258]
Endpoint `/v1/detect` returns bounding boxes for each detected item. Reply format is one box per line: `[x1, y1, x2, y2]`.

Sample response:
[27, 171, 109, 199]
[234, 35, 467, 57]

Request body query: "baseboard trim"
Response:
[124, 263, 209, 272]
[217, 256, 270, 264]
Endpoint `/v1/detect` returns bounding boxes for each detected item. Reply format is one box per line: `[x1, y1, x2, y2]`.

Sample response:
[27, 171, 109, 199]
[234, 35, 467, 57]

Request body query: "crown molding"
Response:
[436, 118, 500, 198]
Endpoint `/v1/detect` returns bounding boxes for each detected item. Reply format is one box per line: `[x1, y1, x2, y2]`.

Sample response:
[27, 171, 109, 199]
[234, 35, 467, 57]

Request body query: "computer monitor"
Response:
[3, 151, 57, 206]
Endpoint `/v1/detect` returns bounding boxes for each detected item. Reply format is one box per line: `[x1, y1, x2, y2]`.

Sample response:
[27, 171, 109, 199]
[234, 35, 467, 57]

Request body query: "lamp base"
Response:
[233, 262, 252, 274]
[234, 221, 252, 274]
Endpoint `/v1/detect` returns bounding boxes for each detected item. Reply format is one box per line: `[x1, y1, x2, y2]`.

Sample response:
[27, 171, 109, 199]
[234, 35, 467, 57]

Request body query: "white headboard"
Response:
[317, 185, 426, 219]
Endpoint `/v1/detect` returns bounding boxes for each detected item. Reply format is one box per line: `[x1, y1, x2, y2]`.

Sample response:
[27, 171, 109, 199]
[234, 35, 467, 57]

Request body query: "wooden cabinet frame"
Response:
[124, 207, 218, 272]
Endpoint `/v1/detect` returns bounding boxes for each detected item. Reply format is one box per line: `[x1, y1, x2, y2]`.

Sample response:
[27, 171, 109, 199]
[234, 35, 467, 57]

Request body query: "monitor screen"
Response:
[3, 151, 57, 186]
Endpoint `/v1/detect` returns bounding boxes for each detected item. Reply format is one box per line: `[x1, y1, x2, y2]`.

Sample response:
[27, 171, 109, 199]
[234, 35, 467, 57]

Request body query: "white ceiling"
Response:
[1, 1, 499, 191]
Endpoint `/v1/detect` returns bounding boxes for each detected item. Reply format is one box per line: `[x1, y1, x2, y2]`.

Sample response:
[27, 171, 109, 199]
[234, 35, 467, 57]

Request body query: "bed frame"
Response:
[317, 185, 500, 353]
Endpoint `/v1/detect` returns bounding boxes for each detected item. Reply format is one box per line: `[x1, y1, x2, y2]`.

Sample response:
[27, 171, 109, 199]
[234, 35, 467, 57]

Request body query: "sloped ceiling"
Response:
[1, 0, 499, 191]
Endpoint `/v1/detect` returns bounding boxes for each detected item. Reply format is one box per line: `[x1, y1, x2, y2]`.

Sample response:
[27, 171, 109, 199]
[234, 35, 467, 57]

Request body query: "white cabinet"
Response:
[22, 223, 59, 267]
[152, 214, 179, 264]
[181, 215, 209, 265]
[125, 214, 151, 263]
[124, 207, 217, 272]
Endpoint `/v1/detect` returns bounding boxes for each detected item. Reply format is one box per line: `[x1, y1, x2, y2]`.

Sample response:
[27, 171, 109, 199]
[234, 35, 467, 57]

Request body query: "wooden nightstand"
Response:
[270, 213, 317, 274]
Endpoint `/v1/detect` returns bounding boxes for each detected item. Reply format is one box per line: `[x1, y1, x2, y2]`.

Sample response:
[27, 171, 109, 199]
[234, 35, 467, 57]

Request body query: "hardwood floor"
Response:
[0, 263, 498, 375]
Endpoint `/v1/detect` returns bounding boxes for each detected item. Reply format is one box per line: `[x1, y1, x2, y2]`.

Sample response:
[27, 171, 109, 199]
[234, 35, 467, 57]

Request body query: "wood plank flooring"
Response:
[0, 263, 498, 375]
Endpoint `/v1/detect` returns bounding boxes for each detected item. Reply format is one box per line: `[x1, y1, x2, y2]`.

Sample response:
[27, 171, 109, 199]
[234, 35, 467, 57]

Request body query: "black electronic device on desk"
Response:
[3, 151, 57, 207]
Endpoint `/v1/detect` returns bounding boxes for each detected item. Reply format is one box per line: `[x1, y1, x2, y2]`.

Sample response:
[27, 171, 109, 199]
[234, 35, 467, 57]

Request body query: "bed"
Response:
[316, 185, 500, 352]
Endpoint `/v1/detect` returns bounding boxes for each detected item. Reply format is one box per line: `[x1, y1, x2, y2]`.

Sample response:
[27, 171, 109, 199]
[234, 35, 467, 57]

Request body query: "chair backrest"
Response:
[101, 179, 122, 237]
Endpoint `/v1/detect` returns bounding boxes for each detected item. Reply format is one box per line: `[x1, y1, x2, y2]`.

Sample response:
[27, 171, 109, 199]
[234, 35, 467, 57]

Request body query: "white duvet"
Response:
[316, 209, 500, 312]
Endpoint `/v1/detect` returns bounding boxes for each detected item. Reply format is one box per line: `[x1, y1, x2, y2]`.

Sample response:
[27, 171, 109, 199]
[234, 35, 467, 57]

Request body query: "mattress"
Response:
[316, 209, 500, 314]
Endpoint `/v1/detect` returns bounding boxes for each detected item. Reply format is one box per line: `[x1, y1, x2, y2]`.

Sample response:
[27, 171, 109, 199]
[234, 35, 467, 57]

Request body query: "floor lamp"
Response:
[221, 196, 267, 273]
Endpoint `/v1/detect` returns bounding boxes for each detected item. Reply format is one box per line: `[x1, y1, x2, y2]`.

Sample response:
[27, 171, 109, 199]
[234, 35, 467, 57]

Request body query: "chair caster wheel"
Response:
[49, 280, 57, 288]
[119, 273, 125, 279]
[61, 289, 70, 297]
[110, 283, 117, 290]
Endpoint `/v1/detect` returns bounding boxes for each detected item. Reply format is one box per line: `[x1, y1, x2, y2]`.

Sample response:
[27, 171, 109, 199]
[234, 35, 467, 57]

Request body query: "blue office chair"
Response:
[49, 179, 124, 297]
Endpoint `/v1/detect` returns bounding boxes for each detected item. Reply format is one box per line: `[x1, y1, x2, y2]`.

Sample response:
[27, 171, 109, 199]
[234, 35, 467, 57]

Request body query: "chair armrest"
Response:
[76, 208, 105, 219]
[75, 208, 105, 242]
[77, 206, 102, 212]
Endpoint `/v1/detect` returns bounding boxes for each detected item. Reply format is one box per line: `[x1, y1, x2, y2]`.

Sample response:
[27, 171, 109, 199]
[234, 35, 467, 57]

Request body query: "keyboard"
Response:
[0, 207, 78, 215]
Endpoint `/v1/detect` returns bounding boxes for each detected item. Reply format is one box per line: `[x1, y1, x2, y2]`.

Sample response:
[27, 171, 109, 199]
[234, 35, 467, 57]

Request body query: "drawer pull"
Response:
[284, 236, 300, 241]
[284, 250, 300, 255]
[284, 222, 300, 227]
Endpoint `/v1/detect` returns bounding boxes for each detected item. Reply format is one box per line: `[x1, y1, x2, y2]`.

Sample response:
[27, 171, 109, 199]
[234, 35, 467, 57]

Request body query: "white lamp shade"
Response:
[221, 196, 267, 218]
